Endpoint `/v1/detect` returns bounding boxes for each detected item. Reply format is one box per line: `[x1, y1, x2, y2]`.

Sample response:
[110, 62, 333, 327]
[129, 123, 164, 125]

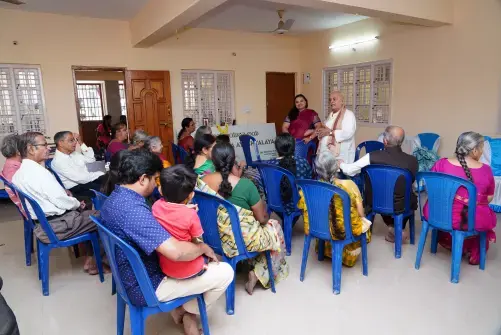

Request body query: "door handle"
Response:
[160, 122, 171, 126]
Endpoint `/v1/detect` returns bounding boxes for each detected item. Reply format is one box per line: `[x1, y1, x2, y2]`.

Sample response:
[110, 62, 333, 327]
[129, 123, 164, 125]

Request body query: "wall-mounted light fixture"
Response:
[329, 36, 379, 51]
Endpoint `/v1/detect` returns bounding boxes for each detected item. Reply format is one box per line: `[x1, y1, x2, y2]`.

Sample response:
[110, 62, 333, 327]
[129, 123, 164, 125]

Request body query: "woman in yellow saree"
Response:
[298, 150, 372, 267]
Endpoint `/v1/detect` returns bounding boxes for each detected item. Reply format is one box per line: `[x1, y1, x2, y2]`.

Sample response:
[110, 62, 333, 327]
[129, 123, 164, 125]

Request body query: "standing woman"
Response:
[282, 94, 322, 143]
[96, 115, 112, 151]
[177, 118, 196, 153]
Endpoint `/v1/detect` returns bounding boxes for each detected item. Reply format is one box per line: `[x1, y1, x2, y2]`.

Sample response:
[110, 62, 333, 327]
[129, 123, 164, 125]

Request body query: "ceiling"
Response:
[0, 0, 149, 20]
[194, 0, 367, 34]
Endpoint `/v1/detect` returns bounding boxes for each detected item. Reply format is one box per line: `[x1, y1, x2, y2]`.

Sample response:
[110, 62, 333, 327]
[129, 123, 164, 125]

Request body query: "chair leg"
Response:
[112, 278, 117, 295]
[479, 231, 487, 271]
[116, 294, 126, 335]
[90, 233, 104, 283]
[415, 221, 429, 270]
[409, 212, 415, 245]
[394, 214, 403, 259]
[36, 240, 42, 280]
[265, 251, 276, 293]
[300, 235, 312, 282]
[361, 234, 368, 276]
[332, 242, 343, 294]
[197, 295, 211, 335]
[367, 212, 375, 233]
[317, 240, 325, 261]
[451, 231, 465, 284]
[430, 228, 439, 254]
[129, 307, 144, 335]
[224, 260, 237, 315]
[73, 244, 80, 258]
[23, 221, 32, 266]
[39, 244, 50, 296]
[284, 214, 292, 256]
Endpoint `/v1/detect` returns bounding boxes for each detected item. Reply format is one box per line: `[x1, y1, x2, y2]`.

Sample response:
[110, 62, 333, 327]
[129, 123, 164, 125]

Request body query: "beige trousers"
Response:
[155, 262, 234, 315]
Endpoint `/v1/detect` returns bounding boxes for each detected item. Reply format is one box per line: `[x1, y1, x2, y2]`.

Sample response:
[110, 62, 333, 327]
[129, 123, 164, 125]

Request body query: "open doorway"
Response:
[71, 66, 127, 153]
[266, 72, 296, 135]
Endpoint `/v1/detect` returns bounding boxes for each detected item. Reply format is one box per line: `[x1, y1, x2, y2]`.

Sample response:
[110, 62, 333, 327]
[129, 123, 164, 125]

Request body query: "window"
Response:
[324, 60, 392, 125]
[76, 81, 105, 121]
[181, 70, 234, 127]
[118, 80, 127, 115]
[0, 65, 47, 138]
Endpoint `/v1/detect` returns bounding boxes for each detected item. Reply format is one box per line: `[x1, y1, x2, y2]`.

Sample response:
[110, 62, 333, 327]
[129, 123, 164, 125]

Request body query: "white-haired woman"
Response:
[297, 150, 371, 266]
[423, 131, 496, 265]
[144, 136, 171, 169]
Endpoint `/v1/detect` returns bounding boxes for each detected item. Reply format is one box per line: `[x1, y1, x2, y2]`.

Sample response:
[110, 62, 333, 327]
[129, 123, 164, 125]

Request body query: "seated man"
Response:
[51, 131, 105, 202]
[12, 132, 100, 274]
[340, 125, 418, 242]
[100, 150, 233, 335]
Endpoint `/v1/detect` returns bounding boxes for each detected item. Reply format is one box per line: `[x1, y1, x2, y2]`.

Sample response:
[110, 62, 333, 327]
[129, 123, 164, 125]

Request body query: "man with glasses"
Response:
[12, 132, 102, 275]
[51, 131, 105, 202]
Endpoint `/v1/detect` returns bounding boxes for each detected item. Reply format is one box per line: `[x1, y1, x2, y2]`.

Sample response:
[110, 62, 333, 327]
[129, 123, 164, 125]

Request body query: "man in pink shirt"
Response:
[1, 134, 23, 213]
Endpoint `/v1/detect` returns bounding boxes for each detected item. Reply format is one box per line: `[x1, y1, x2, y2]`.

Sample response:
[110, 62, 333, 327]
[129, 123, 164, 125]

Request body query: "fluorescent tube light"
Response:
[329, 36, 379, 50]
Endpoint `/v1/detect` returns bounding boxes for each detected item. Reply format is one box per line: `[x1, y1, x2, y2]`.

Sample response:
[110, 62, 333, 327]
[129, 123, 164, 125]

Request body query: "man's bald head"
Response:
[329, 91, 345, 113]
[383, 126, 405, 147]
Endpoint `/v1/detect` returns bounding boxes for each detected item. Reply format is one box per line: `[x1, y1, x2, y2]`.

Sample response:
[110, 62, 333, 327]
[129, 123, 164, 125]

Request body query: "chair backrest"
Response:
[295, 140, 316, 162]
[417, 172, 477, 231]
[90, 215, 160, 307]
[171, 142, 190, 164]
[193, 191, 250, 257]
[417, 133, 440, 151]
[239, 135, 261, 167]
[45, 158, 65, 189]
[14, 185, 60, 244]
[254, 162, 300, 213]
[297, 179, 353, 241]
[90, 189, 108, 210]
[363, 164, 413, 215]
[355, 141, 384, 161]
[0, 175, 25, 217]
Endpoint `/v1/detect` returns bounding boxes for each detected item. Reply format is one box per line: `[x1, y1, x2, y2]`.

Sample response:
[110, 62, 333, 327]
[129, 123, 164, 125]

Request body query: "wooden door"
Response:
[266, 72, 296, 135]
[125, 70, 174, 163]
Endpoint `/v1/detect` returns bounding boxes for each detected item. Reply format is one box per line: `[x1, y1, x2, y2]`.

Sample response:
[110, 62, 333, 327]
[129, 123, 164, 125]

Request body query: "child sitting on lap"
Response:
[152, 165, 208, 279]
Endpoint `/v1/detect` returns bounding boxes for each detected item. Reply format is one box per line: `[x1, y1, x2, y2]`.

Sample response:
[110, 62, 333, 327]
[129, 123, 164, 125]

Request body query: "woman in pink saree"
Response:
[282, 94, 322, 143]
[424, 132, 496, 265]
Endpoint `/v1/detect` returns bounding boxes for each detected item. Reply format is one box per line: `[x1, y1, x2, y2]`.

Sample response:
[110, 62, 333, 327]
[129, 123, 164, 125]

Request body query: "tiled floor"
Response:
[1, 201, 500, 335]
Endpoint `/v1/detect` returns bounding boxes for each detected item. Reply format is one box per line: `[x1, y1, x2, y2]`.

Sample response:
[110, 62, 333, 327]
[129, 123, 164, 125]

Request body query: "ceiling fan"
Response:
[271, 10, 295, 35]
[0, 0, 26, 4]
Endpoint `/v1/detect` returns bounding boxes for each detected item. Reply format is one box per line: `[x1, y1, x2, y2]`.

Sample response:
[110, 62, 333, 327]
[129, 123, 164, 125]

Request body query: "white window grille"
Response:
[118, 80, 127, 115]
[181, 70, 234, 127]
[0, 65, 47, 138]
[76, 81, 104, 121]
[323, 60, 392, 125]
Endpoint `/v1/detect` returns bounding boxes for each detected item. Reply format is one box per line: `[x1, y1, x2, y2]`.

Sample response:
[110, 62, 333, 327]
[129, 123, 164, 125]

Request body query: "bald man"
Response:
[317, 91, 357, 163]
[341, 126, 418, 242]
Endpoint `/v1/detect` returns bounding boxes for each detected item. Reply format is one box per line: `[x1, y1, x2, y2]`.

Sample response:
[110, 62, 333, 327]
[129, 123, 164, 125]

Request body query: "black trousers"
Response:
[381, 215, 409, 229]
[69, 175, 107, 202]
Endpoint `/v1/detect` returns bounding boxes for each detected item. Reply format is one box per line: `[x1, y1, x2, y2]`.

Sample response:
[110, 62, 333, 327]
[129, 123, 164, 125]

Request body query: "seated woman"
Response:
[177, 118, 196, 153]
[200, 142, 289, 295]
[131, 129, 149, 149]
[298, 151, 371, 267]
[106, 122, 129, 159]
[282, 94, 321, 143]
[100, 150, 127, 196]
[185, 134, 216, 177]
[423, 131, 496, 265]
[144, 136, 171, 169]
[194, 125, 212, 139]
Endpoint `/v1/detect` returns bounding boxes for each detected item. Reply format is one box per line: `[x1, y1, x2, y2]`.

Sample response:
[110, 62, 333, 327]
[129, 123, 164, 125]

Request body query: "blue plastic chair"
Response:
[13, 186, 104, 295]
[171, 142, 190, 165]
[296, 179, 368, 294]
[295, 139, 316, 165]
[193, 191, 275, 315]
[414, 172, 485, 283]
[45, 158, 65, 189]
[0, 175, 34, 266]
[239, 135, 261, 168]
[417, 133, 440, 152]
[355, 141, 384, 161]
[89, 216, 210, 335]
[363, 165, 415, 258]
[90, 189, 108, 210]
[254, 163, 302, 255]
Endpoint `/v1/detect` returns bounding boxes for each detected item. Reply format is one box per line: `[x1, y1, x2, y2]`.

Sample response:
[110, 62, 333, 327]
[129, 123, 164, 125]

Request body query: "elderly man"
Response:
[101, 150, 233, 334]
[340, 126, 418, 242]
[316, 91, 357, 163]
[51, 131, 105, 201]
[12, 132, 100, 274]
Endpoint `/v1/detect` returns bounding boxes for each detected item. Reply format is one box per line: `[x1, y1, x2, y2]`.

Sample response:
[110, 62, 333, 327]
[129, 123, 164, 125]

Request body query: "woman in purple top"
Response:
[107, 122, 129, 158]
[424, 132, 496, 265]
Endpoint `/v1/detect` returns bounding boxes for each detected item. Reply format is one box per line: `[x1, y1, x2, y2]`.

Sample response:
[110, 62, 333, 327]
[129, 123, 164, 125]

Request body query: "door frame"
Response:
[265, 71, 297, 133]
[71, 65, 127, 135]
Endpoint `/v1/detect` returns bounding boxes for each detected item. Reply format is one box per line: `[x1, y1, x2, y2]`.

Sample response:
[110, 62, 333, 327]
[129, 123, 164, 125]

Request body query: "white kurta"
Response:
[318, 109, 357, 163]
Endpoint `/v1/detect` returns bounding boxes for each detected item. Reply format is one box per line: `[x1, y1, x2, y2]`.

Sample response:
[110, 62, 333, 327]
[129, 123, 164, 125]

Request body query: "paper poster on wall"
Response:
[211, 123, 278, 162]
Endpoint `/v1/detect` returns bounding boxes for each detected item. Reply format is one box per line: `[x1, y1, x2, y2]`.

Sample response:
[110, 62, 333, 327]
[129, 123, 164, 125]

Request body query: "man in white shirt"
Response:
[51, 131, 105, 202]
[13, 132, 100, 274]
[316, 91, 357, 163]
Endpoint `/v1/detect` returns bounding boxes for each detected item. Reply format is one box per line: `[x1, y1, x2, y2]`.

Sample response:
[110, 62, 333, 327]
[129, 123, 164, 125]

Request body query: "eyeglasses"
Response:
[33, 143, 48, 148]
